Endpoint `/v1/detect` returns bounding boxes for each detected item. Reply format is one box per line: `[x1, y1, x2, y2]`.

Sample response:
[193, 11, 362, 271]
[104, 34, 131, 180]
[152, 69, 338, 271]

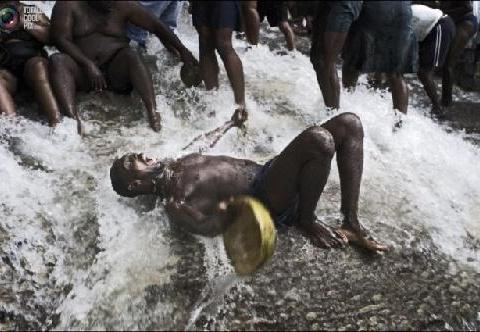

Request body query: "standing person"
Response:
[191, 1, 248, 125]
[49, 1, 198, 133]
[309, 1, 363, 110]
[126, 1, 181, 50]
[0, 1, 61, 128]
[341, 1, 418, 116]
[440, 1, 478, 107]
[243, 1, 295, 51]
[411, 4, 455, 116]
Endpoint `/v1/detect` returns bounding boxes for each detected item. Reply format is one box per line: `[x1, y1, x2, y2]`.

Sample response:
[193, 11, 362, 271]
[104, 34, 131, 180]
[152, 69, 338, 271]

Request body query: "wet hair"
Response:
[110, 154, 137, 198]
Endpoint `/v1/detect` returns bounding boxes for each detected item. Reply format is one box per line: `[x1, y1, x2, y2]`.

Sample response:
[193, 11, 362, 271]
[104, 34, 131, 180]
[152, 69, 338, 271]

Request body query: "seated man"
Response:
[0, 1, 60, 128]
[110, 112, 387, 251]
[49, 1, 198, 133]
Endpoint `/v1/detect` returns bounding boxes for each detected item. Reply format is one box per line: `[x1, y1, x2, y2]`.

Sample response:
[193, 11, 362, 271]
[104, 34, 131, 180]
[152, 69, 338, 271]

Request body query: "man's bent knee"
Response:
[300, 126, 335, 157]
[337, 112, 363, 136]
[24, 57, 49, 81]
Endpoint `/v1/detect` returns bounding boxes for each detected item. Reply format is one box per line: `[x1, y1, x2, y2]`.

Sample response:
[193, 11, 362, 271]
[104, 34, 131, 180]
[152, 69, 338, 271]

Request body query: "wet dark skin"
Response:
[0, 1, 61, 126]
[49, 1, 198, 134]
[112, 113, 388, 251]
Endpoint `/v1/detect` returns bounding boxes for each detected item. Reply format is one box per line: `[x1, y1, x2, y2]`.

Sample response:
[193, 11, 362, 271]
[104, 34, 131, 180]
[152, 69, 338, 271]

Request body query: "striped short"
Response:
[419, 15, 456, 69]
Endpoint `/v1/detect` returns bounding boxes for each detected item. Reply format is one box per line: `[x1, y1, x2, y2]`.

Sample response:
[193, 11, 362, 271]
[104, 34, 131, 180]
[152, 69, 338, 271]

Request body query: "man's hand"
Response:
[231, 108, 248, 128]
[148, 111, 161, 132]
[84, 61, 106, 92]
[300, 221, 348, 248]
[180, 49, 199, 67]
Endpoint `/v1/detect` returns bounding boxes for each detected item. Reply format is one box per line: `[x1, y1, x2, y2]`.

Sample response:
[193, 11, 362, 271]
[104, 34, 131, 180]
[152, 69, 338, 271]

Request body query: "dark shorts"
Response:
[99, 47, 133, 95]
[249, 158, 299, 227]
[342, 1, 418, 73]
[257, 1, 288, 27]
[1, 41, 45, 79]
[419, 16, 456, 70]
[192, 1, 242, 31]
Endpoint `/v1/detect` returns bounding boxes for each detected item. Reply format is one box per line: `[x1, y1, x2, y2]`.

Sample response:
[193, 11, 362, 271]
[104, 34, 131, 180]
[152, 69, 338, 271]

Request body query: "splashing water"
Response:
[1, 2, 479, 330]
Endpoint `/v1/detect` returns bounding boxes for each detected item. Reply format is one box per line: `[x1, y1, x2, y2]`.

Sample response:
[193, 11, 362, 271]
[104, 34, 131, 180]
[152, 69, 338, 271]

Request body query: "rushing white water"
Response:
[1, 1, 479, 330]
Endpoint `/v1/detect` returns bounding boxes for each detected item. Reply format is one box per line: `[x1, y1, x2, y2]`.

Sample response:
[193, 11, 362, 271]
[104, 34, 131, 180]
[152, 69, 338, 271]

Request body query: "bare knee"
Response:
[0, 70, 18, 93]
[24, 57, 49, 82]
[335, 112, 364, 138]
[49, 53, 75, 72]
[300, 126, 335, 157]
[215, 37, 235, 59]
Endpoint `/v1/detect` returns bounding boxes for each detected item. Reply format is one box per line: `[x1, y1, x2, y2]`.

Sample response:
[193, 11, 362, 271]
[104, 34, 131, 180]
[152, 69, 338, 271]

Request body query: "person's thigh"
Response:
[49, 53, 90, 91]
[105, 48, 143, 94]
[262, 126, 333, 213]
[0, 69, 18, 94]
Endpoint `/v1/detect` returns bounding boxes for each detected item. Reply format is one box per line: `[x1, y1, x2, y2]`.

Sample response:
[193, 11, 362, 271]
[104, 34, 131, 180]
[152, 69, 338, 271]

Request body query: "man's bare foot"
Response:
[299, 220, 348, 248]
[336, 220, 389, 252]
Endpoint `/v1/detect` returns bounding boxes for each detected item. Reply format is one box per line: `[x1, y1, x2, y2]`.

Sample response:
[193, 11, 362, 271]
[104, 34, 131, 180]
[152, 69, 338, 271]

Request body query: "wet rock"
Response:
[305, 312, 317, 321]
[372, 294, 382, 302]
[358, 304, 384, 314]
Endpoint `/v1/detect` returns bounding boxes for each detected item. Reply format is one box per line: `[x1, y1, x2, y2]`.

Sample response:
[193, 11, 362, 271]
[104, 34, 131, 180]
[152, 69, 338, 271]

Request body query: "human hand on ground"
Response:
[84, 61, 106, 92]
[148, 111, 161, 132]
[231, 108, 248, 128]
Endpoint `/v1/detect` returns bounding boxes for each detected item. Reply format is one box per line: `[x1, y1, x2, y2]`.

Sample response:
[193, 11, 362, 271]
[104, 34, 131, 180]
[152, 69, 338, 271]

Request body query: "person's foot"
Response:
[337, 219, 389, 252]
[392, 111, 404, 132]
[431, 104, 446, 121]
[299, 220, 348, 248]
[148, 111, 162, 132]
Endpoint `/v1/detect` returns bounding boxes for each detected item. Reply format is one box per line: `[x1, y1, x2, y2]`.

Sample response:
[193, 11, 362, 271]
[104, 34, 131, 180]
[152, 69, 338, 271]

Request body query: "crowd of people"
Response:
[1, 1, 479, 250]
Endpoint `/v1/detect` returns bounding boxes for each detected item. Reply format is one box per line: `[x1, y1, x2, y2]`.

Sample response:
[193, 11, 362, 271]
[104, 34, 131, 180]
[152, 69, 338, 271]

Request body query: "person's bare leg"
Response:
[387, 73, 408, 114]
[49, 53, 89, 133]
[242, 1, 260, 45]
[24, 57, 61, 127]
[314, 31, 348, 109]
[261, 125, 343, 248]
[0, 70, 17, 116]
[106, 48, 160, 132]
[342, 65, 359, 91]
[197, 26, 219, 89]
[279, 20, 295, 51]
[443, 21, 475, 107]
[418, 68, 443, 115]
[215, 28, 245, 109]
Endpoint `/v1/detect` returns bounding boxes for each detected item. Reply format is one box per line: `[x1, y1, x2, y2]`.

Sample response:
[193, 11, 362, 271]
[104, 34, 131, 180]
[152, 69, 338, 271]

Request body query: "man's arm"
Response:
[50, 2, 106, 91]
[123, 1, 197, 65]
[165, 201, 231, 237]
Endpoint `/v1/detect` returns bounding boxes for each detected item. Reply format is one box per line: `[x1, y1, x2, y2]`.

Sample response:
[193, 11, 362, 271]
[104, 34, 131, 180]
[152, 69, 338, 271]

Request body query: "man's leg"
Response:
[49, 53, 89, 122]
[321, 113, 364, 234]
[313, 31, 348, 109]
[215, 28, 245, 108]
[261, 123, 339, 247]
[387, 73, 408, 114]
[443, 20, 476, 107]
[24, 57, 61, 127]
[278, 20, 295, 51]
[418, 67, 442, 115]
[242, 1, 260, 45]
[197, 26, 219, 89]
[0, 70, 17, 116]
[106, 47, 160, 132]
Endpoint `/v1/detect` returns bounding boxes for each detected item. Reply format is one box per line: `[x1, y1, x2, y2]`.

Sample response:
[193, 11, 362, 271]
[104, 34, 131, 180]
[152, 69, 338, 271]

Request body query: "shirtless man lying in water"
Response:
[49, 1, 198, 133]
[110, 113, 387, 250]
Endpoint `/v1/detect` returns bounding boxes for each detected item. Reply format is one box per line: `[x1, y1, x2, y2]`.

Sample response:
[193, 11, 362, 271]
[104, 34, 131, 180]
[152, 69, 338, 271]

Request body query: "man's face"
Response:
[123, 153, 157, 174]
